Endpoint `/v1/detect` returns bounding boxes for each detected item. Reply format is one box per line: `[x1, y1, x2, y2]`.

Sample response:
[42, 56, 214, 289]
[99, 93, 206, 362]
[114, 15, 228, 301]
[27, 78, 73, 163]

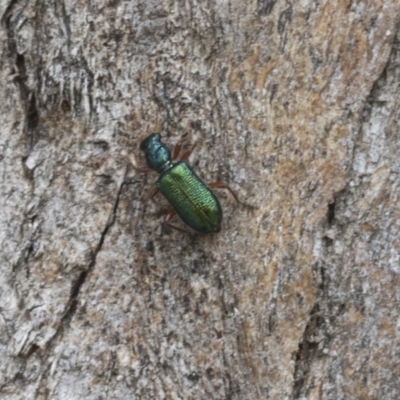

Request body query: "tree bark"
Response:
[1, 1, 400, 399]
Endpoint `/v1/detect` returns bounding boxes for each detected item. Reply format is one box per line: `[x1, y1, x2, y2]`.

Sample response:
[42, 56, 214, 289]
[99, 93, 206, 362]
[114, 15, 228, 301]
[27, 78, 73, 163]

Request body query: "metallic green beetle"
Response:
[140, 134, 236, 233]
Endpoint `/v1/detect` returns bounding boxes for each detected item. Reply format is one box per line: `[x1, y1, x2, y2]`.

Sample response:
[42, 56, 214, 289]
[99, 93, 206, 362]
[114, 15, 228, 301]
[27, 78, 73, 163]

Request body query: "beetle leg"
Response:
[132, 165, 151, 173]
[163, 209, 191, 233]
[172, 141, 183, 159]
[149, 187, 160, 204]
[172, 133, 197, 162]
[208, 182, 240, 203]
[179, 141, 197, 162]
[172, 132, 189, 159]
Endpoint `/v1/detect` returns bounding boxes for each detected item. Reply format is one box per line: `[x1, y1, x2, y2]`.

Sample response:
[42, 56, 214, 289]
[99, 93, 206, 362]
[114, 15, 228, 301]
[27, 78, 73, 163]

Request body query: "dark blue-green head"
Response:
[140, 133, 173, 174]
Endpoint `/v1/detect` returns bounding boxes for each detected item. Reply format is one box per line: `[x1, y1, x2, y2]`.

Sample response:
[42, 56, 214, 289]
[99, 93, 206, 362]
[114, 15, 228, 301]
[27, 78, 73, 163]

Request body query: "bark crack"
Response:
[56, 169, 127, 337]
[295, 43, 400, 395]
[33, 169, 127, 395]
[2, 4, 40, 148]
[292, 302, 322, 399]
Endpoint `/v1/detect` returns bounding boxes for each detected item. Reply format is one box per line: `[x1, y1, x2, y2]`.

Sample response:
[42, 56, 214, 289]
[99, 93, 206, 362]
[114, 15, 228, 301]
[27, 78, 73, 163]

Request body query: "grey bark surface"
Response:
[1, 1, 400, 399]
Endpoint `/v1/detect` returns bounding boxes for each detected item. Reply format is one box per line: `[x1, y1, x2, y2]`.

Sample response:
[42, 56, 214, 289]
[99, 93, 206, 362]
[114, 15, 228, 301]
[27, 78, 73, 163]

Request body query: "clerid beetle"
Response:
[138, 133, 238, 233]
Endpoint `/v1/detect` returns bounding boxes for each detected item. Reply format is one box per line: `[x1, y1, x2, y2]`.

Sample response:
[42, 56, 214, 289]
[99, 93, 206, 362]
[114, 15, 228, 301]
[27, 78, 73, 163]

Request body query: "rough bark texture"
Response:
[1, 1, 400, 399]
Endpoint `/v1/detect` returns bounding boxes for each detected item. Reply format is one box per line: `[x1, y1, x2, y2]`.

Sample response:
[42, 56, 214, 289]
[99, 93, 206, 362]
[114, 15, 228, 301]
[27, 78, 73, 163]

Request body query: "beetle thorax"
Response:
[140, 134, 173, 174]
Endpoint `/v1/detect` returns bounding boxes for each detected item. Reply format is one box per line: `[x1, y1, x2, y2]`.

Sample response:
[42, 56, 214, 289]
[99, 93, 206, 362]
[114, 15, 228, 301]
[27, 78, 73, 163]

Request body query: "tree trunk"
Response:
[1, 1, 400, 399]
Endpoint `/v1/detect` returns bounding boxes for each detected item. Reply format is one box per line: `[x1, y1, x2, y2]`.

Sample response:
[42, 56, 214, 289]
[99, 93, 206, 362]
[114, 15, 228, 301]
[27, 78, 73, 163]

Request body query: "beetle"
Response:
[138, 133, 238, 233]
